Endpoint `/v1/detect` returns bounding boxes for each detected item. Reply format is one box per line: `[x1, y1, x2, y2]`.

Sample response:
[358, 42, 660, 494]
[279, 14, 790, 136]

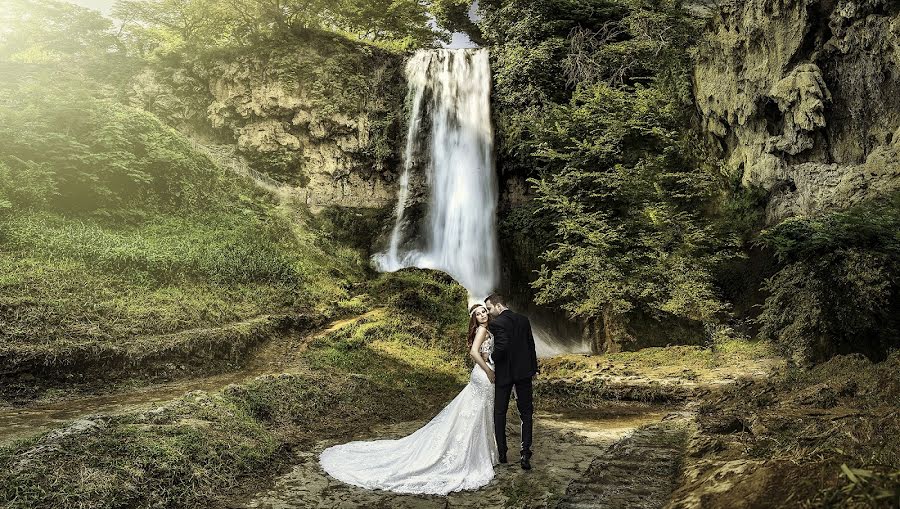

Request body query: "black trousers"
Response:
[494, 377, 534, 457]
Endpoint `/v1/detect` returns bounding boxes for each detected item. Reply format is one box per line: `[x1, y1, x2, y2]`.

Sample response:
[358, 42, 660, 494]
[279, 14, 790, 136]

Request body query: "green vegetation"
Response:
[304, 270, 472, 392]
[0, 75, 366, 382]
[184, 33, 409, 184]
[536, 339, 782, 405]
[0, 0, 140, 94]
[1, 0, 422, 186]
[480, 0, 740, 344]
[480, 0, 899, 365]
[755, 193, 900, 364]
[112, 0, 445, 53]
[0, 269, 469, 509]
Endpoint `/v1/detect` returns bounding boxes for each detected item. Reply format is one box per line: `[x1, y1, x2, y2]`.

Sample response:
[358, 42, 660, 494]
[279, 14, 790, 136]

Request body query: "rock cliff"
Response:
[695, 0, 900, 223]
[133, 34, 409, 211]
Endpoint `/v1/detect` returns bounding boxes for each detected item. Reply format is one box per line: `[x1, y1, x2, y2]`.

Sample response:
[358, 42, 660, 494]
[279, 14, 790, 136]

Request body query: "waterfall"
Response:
[373, 49, 499, 301]
[374, 49, 591, 357]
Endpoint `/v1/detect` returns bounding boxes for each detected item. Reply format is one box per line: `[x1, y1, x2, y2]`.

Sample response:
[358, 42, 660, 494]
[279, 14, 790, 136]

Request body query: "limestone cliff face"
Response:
[200, 41, 407, 210]
[695, 0, 900, 223]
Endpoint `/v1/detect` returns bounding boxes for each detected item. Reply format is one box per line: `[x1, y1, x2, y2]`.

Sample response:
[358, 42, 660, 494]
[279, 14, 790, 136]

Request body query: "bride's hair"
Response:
[466, 304, 489, 348]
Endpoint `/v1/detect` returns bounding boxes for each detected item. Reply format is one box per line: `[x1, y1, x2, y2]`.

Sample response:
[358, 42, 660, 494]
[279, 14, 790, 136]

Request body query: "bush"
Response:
[0, 160, 57, 214]
[479, 0, 738, 336]
[755, 194, 900, 364]
[0, 79, 368, 362]
[0, 81, 224, 215]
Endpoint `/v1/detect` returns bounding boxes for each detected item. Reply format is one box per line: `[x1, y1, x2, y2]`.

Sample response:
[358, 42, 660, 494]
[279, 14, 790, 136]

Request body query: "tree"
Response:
[480, 0, 738, 344]
[431, 0, 482, 44]
[113, 0, 445, 52]
[0, 0, 141, 98]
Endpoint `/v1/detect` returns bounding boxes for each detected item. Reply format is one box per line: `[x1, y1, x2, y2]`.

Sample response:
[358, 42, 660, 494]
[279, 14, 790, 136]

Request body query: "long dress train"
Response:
[319, 329, 498, 495]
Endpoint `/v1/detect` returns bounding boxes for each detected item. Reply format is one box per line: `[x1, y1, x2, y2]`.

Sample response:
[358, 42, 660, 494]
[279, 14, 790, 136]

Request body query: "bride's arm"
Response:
[469, 328, 495, 383]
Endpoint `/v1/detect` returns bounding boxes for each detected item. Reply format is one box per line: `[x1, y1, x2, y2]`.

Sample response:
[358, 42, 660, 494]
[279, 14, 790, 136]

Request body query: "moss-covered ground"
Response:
[0, 269, 471, 509]
[536, 340, 783, 406]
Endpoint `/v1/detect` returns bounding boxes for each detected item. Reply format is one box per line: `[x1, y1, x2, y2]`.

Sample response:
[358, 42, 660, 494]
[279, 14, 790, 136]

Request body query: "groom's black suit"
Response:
[488, 309, 538, 460]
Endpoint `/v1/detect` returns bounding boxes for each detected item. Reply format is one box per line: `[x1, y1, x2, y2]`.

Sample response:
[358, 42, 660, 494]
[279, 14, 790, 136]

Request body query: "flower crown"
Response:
[469, 304, 486, 317]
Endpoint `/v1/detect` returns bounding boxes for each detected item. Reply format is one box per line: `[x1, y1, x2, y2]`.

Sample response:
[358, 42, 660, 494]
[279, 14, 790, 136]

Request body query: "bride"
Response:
[319, 303, 499, 495]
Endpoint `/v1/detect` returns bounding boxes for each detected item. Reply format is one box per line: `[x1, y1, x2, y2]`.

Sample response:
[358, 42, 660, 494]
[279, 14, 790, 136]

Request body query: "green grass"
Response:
[0, 207, 367, 374]
[542, 339, 778, 379]
[535, 339, 783, 406]
[605, 339, 778, 369]
[0, 269, 471, 509]
[304, 269, 472, 388]
[0, 391, 278, 508]
[0, 81, 372, 379]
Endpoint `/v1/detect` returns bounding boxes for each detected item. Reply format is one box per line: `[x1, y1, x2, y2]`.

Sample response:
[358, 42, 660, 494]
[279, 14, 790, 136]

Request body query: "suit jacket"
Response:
[488, 309, 538, 386]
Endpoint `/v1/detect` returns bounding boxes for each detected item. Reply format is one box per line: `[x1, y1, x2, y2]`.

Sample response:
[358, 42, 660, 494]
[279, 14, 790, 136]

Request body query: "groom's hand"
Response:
[488, 370, 496, 384]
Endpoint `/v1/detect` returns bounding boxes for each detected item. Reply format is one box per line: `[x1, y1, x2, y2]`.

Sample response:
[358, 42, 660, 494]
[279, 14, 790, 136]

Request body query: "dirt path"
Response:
[557, 417, 689, 508]
[230, 405, 684, 509]
[0, 311, 383, 445]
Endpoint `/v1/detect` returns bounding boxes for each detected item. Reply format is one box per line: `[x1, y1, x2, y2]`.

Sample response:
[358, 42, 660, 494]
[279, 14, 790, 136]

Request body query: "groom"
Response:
[485, 293, 539, 470]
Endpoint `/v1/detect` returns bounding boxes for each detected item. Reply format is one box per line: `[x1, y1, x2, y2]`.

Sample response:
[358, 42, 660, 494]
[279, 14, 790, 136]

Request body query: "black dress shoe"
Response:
[520, 449, 532, 470]
[498, 453, 508, 464]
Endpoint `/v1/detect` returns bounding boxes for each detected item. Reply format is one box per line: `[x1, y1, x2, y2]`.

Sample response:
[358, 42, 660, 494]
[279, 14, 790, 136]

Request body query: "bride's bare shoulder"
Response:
[474, 325, 491, 337]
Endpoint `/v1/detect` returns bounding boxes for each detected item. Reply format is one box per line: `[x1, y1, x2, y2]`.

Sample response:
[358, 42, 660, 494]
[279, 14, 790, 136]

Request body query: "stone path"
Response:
[556, 417, 689, 509]
[231, 405, 680, 509]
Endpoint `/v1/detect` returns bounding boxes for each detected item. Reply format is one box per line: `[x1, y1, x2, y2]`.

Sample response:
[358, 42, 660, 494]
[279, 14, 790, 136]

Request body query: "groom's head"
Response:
[485, 293, 508, 317]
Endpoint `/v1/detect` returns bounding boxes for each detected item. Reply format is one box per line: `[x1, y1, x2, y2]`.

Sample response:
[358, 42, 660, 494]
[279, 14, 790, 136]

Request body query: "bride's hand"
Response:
[487, 369, 495, 384]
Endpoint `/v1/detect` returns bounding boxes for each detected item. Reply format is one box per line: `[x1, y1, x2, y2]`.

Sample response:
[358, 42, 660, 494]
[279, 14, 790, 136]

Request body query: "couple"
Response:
[319, 293, 539, 495]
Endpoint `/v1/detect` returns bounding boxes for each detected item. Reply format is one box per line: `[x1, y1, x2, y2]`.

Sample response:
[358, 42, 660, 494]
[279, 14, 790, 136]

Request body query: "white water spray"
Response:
[374, 49, 591, 357]
[373, 49, 499, 301]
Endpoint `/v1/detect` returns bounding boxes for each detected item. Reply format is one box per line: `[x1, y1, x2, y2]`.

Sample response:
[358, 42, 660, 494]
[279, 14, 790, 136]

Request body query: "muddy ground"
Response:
[9, 306, 874, 509]
[234, 406, 685, 509]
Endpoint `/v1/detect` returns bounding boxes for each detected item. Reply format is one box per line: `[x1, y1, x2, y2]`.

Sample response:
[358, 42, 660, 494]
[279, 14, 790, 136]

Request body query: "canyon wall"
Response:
[695, 0, 900, 223]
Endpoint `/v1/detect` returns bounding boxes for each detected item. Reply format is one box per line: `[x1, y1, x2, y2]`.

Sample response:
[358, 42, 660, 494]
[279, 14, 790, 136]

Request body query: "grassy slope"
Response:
[537, 340, 783, 406]
[0, 77, 369, 387]
[0, 269, 470, 509]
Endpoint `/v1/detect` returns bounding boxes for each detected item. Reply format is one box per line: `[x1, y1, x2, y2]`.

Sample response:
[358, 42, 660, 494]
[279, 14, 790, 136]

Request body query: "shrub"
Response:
[755, 194, 900, 364]
[0, 82, 224, 215]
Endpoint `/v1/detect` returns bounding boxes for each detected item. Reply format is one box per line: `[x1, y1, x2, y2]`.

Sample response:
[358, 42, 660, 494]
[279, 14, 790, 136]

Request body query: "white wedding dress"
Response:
[319, 327, 499, 495]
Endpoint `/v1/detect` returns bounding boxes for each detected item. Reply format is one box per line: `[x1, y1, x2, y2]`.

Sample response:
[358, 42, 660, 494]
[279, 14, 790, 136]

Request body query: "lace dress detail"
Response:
[480, 328, 494, 356]
[319, 326, 498, 495]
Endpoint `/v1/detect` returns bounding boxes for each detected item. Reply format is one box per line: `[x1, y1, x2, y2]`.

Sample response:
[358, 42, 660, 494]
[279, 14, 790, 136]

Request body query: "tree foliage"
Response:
[481, 0, 738, 334]
[0, 0, 420, 199]
[0, 0, 141, 92]
[113, 0, 447, 55]
[431, 0, 483, 43]
[755, 195, 900, 364]
[0, 73, 223, 216]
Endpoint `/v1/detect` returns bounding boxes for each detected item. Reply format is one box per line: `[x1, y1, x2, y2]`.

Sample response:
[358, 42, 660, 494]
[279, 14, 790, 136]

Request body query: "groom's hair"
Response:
[485, 293, 507, 307]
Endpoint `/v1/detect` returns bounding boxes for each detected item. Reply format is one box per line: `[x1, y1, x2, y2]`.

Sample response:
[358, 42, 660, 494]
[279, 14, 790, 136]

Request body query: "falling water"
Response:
[373, 49, 591, 357]
[373, 49, 499, 301]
